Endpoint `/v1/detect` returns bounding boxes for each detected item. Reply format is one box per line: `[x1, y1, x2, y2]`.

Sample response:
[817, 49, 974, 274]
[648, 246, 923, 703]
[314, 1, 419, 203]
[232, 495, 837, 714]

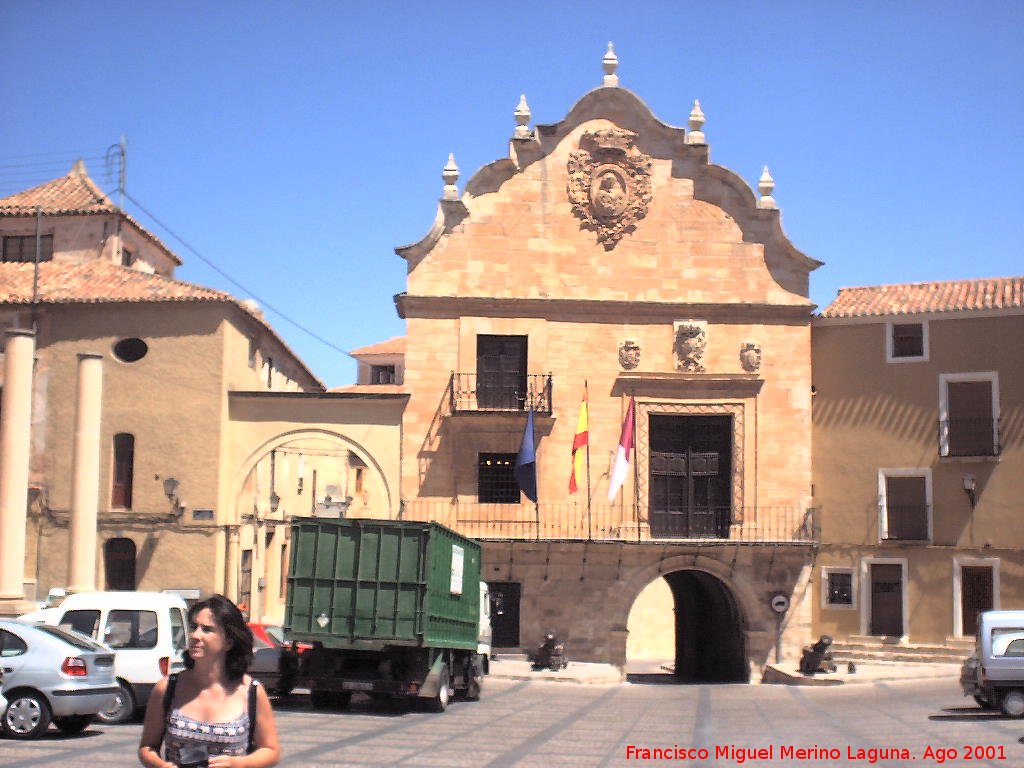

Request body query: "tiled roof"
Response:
[0, 260, 323, 389]
[329, 384, 407, 395]
[0, 161, 181, 265]
[0, 261, 230, 304]
[349, 336, 406, 356]
[0, 161, 115, 215]
[819, 277, 1024, 319]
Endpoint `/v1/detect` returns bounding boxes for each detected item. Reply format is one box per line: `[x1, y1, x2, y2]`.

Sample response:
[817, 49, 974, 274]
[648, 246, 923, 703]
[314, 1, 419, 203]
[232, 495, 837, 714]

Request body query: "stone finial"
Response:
[602, 42, 619, 87]
[513, 94, 532, 140]
[442, 153, 459, 201]
[687, 100, 706, 145]
[72, 158, 88, 175]
[757, 166, 777, 209]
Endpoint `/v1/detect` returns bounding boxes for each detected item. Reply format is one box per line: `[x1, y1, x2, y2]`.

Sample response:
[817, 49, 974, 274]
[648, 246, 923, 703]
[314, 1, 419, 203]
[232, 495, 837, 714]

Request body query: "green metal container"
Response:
[285, 517, 481, 651]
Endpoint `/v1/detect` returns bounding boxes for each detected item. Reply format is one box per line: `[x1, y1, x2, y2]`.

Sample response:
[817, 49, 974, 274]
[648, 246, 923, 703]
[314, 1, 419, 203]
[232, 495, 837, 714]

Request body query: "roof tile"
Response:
[819, 276, 1024, 318]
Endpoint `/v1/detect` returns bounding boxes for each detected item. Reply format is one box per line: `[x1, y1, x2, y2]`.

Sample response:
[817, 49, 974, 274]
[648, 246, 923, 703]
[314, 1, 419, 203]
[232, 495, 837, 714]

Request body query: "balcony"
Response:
[449, 373, 553, 415]
[938, 417, 1000, 458]
[400, 500, 817, 544]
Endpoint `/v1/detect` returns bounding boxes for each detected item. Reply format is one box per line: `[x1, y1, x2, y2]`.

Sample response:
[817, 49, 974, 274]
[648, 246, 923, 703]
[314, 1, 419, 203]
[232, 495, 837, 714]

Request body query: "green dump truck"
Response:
[284, 517, 491, 712]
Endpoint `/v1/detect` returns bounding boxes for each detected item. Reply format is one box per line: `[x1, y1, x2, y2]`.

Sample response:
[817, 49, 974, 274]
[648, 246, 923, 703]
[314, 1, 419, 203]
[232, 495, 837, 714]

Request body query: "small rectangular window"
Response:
[370, 365, 396, 384]
[478, 452, 519, 503]
[824, 570, 854, 608]
[944, 378, 998, 457]
[2, 235, 53, 263]
[891, 324, 923, 357]
[112, 433, 135, 508]
[121, 247, 134, 267]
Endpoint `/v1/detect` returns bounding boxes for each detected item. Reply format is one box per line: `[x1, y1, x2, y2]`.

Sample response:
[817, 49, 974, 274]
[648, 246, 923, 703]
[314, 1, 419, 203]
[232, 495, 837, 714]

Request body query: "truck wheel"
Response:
[427, 665, 451, 713]
[974, 694, 994, 709]
[1001, 690, 1024, 717]
[311, 690, 351, 710]
[465, 671, 481, 701]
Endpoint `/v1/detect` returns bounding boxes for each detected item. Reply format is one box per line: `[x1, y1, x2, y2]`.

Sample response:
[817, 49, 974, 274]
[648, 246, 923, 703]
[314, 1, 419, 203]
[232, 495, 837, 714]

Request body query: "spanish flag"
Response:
[569, 395, 588, 493]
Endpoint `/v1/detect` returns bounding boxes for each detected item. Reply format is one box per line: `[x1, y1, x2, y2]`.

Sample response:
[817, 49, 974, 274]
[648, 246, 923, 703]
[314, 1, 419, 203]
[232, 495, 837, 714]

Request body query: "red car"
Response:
[248, 623, 312, 655]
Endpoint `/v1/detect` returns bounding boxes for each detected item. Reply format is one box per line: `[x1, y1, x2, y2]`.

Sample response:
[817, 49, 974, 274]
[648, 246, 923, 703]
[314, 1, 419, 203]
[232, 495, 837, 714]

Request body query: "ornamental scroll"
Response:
[567, 128, 652, 249]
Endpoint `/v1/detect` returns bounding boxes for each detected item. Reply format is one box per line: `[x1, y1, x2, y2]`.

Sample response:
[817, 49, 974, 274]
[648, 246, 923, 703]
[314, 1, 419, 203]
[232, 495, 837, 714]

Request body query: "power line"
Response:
[121, 189, 350, 357]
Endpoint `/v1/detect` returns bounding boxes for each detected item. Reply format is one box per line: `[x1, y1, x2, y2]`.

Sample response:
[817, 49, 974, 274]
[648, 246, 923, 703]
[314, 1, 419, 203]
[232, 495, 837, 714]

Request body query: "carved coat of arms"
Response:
[618, 340, 641, 370]
[740, 342, 762, 374]
[567, 128, 652, 249]
[673, 320, 707, 373]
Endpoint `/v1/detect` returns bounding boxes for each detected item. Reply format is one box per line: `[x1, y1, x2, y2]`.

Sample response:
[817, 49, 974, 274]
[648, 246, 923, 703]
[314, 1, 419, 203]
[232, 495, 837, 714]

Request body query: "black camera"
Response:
[178, 744, 209, 767]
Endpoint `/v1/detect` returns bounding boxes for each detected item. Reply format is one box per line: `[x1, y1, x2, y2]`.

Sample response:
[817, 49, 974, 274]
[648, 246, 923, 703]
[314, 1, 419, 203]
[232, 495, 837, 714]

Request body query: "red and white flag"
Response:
[568, 395, 589, 493]
[607, 396, 635, 501]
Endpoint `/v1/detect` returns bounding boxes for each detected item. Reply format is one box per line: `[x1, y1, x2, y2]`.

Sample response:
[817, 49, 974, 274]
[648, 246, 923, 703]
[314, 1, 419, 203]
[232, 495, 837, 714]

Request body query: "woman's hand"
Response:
[207, 757, 239, 767]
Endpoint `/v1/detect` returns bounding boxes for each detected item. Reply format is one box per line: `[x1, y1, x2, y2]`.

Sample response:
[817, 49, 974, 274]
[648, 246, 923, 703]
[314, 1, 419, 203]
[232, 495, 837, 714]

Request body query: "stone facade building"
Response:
[812, 278, 1024, 654]
[0, 163, 406, 621]
[390, 51, 821, 679]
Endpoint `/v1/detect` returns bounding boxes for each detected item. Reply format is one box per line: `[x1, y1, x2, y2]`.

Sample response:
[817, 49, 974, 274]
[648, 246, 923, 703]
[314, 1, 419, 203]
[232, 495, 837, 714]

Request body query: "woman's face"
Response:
[188, 607, 230, 660]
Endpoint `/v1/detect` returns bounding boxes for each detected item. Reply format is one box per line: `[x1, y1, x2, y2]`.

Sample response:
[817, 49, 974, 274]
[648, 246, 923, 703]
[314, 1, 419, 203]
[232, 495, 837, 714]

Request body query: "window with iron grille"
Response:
[890, 322, 924, 359]
[941, 375, 999, 457]
[2, 234, 53, 262]
[824, 569, 855, 608]
[881, 472, 930, 541]
[478, 453, 519, 503]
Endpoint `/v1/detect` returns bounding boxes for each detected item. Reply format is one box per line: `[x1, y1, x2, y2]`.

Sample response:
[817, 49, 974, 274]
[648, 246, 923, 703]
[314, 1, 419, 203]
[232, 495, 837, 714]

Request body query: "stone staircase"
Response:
[830, 635, 974, 665]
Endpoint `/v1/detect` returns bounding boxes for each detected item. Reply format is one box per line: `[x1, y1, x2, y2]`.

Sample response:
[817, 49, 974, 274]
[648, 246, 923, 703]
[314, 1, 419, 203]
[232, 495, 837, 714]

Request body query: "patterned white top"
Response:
[164, 708, 249, 763]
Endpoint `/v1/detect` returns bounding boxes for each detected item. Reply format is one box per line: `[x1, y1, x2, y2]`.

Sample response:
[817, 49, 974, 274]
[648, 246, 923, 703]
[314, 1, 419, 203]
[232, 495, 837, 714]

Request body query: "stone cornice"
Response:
[394, 293, 815, 324]
[613, 372, 764, 398]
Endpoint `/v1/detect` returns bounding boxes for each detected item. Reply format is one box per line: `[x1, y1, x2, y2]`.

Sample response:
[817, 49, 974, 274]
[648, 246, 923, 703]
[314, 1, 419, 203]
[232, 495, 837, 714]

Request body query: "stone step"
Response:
[830, 639, 971, 665]
[831, 648, 969, 665]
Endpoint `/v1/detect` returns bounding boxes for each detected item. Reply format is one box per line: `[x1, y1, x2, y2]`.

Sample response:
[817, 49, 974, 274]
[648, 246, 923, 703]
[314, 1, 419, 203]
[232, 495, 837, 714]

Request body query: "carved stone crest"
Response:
[740, 342, 762, 374]
[567, 128, 652, 249]
[673, 320, 707, 373]
[618, 340, 641, 370]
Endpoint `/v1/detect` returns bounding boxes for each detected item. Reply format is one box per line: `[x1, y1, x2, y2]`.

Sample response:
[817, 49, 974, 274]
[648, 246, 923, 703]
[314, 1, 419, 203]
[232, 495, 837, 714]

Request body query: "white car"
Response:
[20, 591, 187, 724]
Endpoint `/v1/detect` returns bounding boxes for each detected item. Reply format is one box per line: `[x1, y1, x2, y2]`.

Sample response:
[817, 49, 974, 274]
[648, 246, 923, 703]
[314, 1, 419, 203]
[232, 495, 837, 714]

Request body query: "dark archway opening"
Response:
[665, 569, 747, 682]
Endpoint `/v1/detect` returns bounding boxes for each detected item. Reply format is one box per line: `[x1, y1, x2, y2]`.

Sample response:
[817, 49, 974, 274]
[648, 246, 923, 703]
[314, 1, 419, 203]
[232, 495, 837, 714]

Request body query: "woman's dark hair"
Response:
[183, 594, 253, 681]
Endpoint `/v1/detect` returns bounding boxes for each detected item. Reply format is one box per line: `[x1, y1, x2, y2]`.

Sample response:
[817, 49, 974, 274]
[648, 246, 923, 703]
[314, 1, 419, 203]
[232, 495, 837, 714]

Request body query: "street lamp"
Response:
[962, 473, 977, 509]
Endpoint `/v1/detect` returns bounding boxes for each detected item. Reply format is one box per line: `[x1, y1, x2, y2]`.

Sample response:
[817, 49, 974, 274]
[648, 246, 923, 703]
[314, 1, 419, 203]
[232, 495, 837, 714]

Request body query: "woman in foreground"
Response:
[139, 594, 280, 768]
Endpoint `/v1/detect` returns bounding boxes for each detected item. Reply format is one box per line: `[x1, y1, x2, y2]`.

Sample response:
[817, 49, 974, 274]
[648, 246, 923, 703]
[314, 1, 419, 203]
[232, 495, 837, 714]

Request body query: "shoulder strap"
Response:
[163, 673, 178, 718]
[247, 679, 259, 754]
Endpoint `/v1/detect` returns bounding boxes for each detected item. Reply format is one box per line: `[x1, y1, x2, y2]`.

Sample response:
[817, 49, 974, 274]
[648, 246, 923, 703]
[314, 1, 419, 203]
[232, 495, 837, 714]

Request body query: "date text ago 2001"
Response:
[623, 743, 1008, 763]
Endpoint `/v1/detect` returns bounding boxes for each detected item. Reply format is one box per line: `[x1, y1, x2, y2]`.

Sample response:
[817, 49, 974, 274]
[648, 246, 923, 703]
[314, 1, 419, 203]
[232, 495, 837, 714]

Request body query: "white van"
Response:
[23, 591, 188, 724]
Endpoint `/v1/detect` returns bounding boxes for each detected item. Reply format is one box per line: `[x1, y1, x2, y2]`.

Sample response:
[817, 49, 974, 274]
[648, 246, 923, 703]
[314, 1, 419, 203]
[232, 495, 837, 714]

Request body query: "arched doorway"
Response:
[667, 570, 746, 682]
[626, 569, 747, 682]
[104, 537, 137, 591]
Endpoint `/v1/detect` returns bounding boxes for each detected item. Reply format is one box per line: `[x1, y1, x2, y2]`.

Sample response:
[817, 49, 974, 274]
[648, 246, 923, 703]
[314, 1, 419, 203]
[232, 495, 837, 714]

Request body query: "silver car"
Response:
[0, 619, 118, 739]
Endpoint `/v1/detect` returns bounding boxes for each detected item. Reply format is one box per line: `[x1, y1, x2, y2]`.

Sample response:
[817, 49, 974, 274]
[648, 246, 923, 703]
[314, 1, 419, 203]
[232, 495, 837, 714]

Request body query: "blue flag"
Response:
[515, 408, 538, 503]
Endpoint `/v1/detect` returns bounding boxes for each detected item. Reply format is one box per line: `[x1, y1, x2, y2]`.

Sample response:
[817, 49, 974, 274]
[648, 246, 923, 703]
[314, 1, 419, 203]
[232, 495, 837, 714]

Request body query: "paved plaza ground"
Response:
[1, 671, 1019, 768]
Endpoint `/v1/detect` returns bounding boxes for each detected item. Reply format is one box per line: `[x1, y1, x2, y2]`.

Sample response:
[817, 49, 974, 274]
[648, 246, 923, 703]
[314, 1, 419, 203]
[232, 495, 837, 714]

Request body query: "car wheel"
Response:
[1001, 689, 1024, 718]
[53, 714, 94, 735]
[3, 690, 52, 739]
[95, 681, 135, 725]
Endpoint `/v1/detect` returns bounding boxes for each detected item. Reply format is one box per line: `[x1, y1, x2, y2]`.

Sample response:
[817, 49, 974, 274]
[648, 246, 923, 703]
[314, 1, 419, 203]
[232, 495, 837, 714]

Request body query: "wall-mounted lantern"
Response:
[962, 473, 977, 509]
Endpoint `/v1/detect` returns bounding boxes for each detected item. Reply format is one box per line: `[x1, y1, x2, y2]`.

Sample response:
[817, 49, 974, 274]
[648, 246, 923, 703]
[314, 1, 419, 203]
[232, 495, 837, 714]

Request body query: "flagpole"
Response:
[631, 393, 640, 543]
[584, 380, 592, 541]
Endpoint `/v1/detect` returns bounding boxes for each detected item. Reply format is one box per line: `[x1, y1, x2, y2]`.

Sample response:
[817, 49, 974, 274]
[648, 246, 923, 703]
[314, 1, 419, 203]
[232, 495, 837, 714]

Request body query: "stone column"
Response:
[68, 353, 103, 594]
[0, 329, 37, 616]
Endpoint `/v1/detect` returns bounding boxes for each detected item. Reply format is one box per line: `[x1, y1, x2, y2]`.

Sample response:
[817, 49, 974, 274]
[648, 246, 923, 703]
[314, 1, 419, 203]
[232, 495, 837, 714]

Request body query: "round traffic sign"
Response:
[770, 593, 789, 614]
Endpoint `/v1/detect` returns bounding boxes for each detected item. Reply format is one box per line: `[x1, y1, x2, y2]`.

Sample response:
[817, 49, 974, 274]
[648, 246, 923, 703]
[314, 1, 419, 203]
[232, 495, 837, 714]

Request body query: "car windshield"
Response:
[36, 624, 108, 652]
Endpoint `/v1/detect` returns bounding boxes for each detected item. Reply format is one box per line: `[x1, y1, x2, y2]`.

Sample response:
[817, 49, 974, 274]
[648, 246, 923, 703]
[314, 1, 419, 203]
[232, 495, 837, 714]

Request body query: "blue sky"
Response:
[2, 2, 1021, 387]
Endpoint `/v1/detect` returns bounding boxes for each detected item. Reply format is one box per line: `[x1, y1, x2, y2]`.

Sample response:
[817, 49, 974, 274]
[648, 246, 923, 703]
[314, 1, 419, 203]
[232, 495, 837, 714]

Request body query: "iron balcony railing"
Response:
[400, 500, 817, 544]
[938, 417, 1001, 458]
[449, 373, 553, 415]
[880, 504, 931, 542]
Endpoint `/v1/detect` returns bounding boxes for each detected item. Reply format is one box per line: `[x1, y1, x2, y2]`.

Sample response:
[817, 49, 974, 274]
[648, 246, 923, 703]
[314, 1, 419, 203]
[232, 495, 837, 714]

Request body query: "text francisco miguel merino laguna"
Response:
[624, 743, 986, 763]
